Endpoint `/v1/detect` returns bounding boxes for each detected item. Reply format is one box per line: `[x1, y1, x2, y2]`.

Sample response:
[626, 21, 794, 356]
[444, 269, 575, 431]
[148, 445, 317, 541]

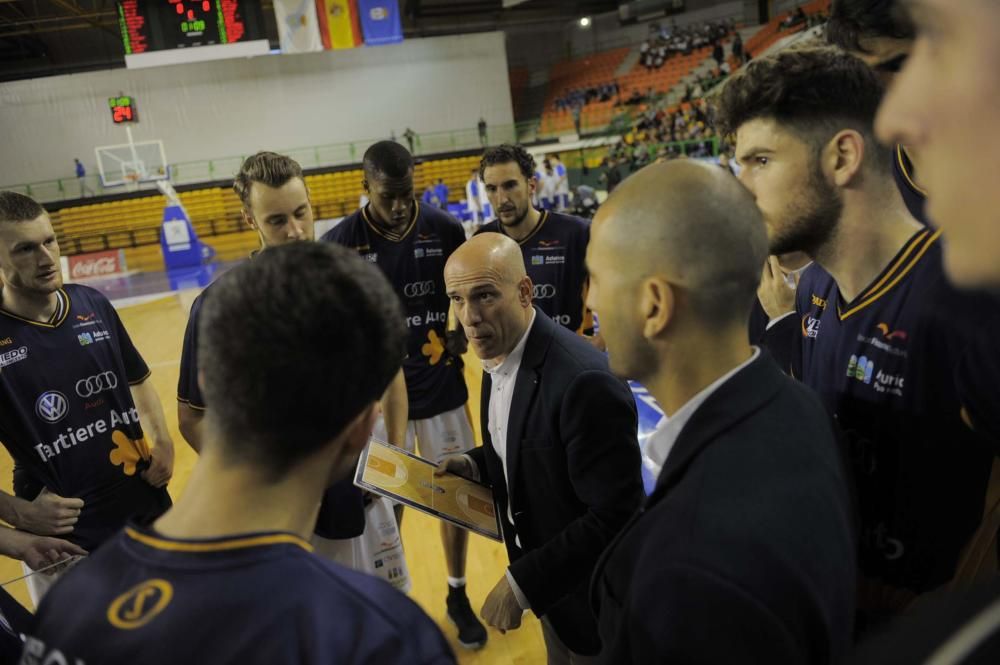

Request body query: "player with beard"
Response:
[322, 141, 487, 650]
[716, 47, 1000, 631]
[477, 144, 593, 336]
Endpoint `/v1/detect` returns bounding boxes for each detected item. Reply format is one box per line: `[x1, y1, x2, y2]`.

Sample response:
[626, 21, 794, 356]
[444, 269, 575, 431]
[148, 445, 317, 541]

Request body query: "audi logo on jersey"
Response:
[532, 284, 557, 299]
[404, 281, 436, 298]
[75, 371, 118, 398]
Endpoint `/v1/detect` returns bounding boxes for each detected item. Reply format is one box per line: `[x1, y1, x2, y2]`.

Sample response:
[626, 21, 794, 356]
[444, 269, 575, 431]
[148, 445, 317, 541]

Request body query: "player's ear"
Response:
[241, 208, 257, 231]
[342, 402, 378, 455]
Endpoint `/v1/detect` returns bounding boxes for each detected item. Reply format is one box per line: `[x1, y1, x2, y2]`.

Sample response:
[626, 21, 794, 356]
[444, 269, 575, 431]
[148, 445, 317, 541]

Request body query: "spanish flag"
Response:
[316, 0, 363, 50]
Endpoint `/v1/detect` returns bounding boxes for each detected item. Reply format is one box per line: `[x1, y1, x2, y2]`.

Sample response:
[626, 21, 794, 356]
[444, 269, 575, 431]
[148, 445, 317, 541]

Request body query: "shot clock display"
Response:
[117, 0, 264, 54]
[109, 96, 138, 124]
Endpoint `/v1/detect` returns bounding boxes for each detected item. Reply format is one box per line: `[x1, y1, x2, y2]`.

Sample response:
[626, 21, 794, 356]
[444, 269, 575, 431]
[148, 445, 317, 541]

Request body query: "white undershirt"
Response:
[473, 308, 536, 609]
[643, 347, 760, 479]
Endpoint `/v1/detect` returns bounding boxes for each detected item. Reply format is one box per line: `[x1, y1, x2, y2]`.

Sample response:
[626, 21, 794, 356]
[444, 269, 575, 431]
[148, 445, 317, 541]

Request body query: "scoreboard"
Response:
[109, 95, 138, 123]
[117, 0, 265, 54]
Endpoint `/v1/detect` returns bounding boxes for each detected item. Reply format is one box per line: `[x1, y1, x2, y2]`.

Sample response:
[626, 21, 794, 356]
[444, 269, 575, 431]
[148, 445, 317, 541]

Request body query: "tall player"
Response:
[826, 0, 927, 224]
[0, 191, 173, 604]
[478, 144, 593, 335]
[322, 141, 487, 650]
[23, 243, 455, 664]
[176, 151, 408, 564]
[716, 48, 1000, 629]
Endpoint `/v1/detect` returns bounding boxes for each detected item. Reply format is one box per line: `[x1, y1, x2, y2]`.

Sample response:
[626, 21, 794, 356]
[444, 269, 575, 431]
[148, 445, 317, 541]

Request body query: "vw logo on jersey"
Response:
[532, 284, 557, 299]
[35, 391, 69, 424]
[404, 281, 435, 298]
[75, 371, 118, 398]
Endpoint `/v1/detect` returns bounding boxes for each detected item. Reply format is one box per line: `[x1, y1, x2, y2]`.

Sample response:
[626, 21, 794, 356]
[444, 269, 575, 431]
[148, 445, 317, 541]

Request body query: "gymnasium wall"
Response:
[0, 31, 513, 187]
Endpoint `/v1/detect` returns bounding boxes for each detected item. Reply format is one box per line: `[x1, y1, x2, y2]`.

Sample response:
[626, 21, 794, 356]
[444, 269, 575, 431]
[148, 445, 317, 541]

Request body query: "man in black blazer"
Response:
[440, 232, 643, 662]
[586, 160, 856, 664]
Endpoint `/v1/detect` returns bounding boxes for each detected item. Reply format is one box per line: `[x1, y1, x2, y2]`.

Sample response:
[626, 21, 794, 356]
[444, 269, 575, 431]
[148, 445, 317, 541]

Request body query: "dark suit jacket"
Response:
[467, 309, 643, 655]
[591, 351, 856, 664]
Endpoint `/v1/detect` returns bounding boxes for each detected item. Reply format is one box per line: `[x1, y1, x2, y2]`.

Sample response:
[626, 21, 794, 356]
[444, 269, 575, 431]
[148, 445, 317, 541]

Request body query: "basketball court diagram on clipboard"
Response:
[355, 438, 503, 542]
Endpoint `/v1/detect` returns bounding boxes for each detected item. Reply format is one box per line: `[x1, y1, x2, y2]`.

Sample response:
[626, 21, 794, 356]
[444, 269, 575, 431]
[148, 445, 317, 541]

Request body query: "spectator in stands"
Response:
[465, 169, 483, 225]
[713, 40, 725, 67]
[433, 178, 449, 209]
[422, 183, 440, 208]
[732, 32, 744, 61]
[478, 118, 488, 147]
[403, 127, 417, 155]
[781, 6, 808, 31]
[600, 158, 622, 193]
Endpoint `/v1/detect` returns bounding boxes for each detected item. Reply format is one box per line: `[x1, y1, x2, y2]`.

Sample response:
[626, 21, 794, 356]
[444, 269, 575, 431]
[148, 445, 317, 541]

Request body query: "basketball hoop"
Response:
[123, 172, 141, 192]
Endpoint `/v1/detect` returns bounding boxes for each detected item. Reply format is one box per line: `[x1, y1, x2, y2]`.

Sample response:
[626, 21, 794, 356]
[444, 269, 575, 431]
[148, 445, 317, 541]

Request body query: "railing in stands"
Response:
[4, 122, 542, 205]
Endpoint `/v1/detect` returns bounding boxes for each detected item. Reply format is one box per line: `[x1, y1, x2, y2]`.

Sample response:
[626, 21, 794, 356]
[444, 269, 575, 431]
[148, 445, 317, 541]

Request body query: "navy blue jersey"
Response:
[748, 297, 769, 344]
[794, 229, 997, 593]
[23, 524, 455, 665]
[176, 288, 207, 409]
[177, 279, 364, 540]
[477, 211, 592, 333]
[893, 145, 928, 226]
[0, 285, 170, 551]
[0, 586, 31, 662]
[322, 203, 468, 420]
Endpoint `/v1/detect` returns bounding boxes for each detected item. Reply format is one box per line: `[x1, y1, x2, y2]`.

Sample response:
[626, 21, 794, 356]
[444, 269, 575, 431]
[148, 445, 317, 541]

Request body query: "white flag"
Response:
[274, 0, 324, 54]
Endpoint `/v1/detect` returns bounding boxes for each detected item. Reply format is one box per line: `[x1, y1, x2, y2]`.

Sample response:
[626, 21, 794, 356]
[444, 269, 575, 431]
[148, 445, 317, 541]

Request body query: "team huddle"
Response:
[1, 0, 1000, 662]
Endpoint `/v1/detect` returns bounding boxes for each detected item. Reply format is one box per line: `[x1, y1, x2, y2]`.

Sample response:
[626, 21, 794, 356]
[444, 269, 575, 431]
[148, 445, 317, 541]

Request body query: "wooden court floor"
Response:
[0, 291, 546, 664]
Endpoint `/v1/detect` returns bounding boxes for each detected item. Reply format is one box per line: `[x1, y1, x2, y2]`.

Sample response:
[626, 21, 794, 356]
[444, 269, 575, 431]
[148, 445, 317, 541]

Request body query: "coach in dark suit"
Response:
[440, 232, 643, 663]
[585, 161, 856, 664]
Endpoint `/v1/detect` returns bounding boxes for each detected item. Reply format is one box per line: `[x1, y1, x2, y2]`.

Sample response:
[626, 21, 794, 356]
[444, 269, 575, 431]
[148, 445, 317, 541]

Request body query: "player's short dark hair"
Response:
[363, 141, 413, 180]
[479, 144, 536, 181]
[233, 152, 305, 210]
[714, 47, 890, 169]
[0, 191, 46, 224]
[826, 0, 914, 53]
[198, 242, 406, 477]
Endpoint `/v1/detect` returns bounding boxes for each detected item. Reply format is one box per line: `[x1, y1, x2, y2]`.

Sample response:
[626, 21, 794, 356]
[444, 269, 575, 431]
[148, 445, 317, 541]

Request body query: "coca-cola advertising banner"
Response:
[65, 250, 127, 281]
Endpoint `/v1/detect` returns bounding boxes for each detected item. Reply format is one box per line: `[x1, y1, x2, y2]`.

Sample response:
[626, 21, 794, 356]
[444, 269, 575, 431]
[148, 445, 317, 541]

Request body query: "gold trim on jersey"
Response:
[508, 209, 549, 247]
[125, 527, 314, 554]
[362, 201, 419, 242]
[175, 396, 207, 411]
[896, 145, 928, 196]
[838, 229, 941, 321]
[856, 228, 930, 302]
[129, 369, 152, 386]
[0, 289, 70, 328]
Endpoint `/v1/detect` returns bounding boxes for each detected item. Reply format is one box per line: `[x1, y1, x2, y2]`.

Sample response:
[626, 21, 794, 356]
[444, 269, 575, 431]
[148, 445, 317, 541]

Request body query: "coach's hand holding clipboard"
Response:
[353, 438, 503, 542]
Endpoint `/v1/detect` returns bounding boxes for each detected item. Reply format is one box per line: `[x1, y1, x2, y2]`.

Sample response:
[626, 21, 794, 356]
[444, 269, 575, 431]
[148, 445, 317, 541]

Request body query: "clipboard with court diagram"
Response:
[354, 438, 503, 542]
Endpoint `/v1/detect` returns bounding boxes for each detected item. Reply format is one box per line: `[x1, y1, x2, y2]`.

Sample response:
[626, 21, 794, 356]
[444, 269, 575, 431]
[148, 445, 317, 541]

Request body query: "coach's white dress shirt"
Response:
[644, 347, 760, 480]
[470, 309, 536, 609]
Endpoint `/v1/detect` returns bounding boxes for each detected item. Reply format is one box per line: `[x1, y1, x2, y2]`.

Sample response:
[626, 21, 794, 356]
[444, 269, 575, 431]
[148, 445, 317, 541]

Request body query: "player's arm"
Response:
[0, 525, 85, 571]
[0, 488, 83, 537]
[131, 379, 175, 488]
[381, 369, 408, 447]
[177, 294, 206, 452]
[177, 402, 205, 453]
